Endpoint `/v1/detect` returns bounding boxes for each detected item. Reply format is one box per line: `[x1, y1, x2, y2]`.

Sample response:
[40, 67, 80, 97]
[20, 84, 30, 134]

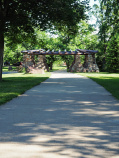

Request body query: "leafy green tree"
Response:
[65, 21, 98, 65]
[61, 55, 74, 70]
[0, 0, 89, 80]
[95, 0, 119, 72]
[105, 34, 119, 72]
[4, 44, 23, 65]
[49, 20, 98, 70]
[73, 21, 98, 49]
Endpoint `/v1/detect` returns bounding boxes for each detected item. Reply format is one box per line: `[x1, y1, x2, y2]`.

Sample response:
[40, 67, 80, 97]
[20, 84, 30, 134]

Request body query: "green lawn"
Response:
[0, 72, 50, 105]
[1, 65, 65, 106]
[77, 72, 119, 100]
[3, 65, 66, 72]
[1, 64, 65, 106]
[3, 66, 17, 72]
[51, 66, 66, 72]
[2, 66, 10, 72]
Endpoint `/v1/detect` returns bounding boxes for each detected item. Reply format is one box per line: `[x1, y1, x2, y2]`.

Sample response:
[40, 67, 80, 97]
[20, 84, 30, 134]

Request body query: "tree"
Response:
[95, 0, 119, 72]
[64, 21, 98, 66]
[105, 33, 119, 72]
[0, 0, 89, 81]
[4, 43, 23, 65]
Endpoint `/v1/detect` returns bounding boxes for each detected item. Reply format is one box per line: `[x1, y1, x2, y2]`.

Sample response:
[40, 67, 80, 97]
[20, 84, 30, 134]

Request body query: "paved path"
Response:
[0, 70, 119, 158]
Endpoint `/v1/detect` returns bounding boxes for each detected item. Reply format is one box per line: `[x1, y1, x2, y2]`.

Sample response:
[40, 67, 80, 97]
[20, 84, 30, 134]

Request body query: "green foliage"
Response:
[95, 0, 119, 72]
[65, 21, 98, 65]
[53, 59, 65, 67]
[0, 0, 90, 80]
[61, 55, 74, 69]
[4, 20, 99, 70]
[105, 34, 119, 72]
[69, 20, 98, 50]
[1, 0, 89, 42]
[4, 44, 23, 64]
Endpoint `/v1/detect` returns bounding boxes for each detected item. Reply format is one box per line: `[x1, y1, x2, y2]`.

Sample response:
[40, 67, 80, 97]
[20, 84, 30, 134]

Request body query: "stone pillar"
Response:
[36, 55, 49, 71]
[23, 54, 49, 73]
[92, 54, 96, 64]
[83, 55, 99, 72]
[23, 54, 34, 67]
[69, 55, 83, 72]
[83, 55, 88, 68]
[69, 54, 99, 72]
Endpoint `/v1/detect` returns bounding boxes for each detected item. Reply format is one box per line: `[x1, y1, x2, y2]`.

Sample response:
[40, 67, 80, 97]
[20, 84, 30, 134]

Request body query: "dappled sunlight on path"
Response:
[0, 70, 119, 158]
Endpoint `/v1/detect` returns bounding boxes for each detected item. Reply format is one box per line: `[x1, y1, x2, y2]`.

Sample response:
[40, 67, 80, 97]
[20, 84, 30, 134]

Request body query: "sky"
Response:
[88, 0, 100, 34]
[89, 0, 99, 25]
[89, 0, 98, 6]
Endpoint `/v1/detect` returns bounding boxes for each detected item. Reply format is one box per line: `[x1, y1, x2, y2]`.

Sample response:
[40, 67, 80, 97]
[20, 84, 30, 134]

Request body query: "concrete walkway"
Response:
[0, 70, 119, 158]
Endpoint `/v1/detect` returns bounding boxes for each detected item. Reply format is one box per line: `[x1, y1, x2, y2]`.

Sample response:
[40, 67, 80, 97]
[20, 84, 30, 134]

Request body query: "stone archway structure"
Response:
[21, 49, 99, 73]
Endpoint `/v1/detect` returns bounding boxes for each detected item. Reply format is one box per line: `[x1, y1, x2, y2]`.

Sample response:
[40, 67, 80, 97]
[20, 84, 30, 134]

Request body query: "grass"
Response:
[0, 66, 66, 105]
[2, 65, 118, 106]
[0, 72, 51, 105]
[1, 64, 65, 105]
[1, 65, 65, 106]
[51, 66, 66, 72]
[3, 65, 66, 72]
[3, 66, 17, 72]
[2, 66, 8, 72]
[77, 72, 119, 100]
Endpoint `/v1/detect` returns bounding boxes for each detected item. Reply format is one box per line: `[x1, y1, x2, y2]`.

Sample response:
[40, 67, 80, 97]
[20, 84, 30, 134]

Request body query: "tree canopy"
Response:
[0, 0, 89, 80]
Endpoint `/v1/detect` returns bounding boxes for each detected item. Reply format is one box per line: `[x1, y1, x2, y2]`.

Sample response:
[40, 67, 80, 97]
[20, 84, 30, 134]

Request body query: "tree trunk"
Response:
[0, 32, 4, 81]
[50, 62, 53, 70]
[67, 61, 70, 70]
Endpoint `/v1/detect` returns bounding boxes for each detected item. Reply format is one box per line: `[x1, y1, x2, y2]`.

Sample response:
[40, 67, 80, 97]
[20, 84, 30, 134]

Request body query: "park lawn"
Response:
[51, 65, 66, 72]
[77, 72, 119, 100]
[3, 66, 17, 72]
[3, 66, 10, 72]
[0, 72, 50, 105]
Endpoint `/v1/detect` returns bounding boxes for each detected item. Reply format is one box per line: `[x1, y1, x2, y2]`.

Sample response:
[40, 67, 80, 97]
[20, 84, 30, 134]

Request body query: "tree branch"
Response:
[4, 0, 9, 16]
